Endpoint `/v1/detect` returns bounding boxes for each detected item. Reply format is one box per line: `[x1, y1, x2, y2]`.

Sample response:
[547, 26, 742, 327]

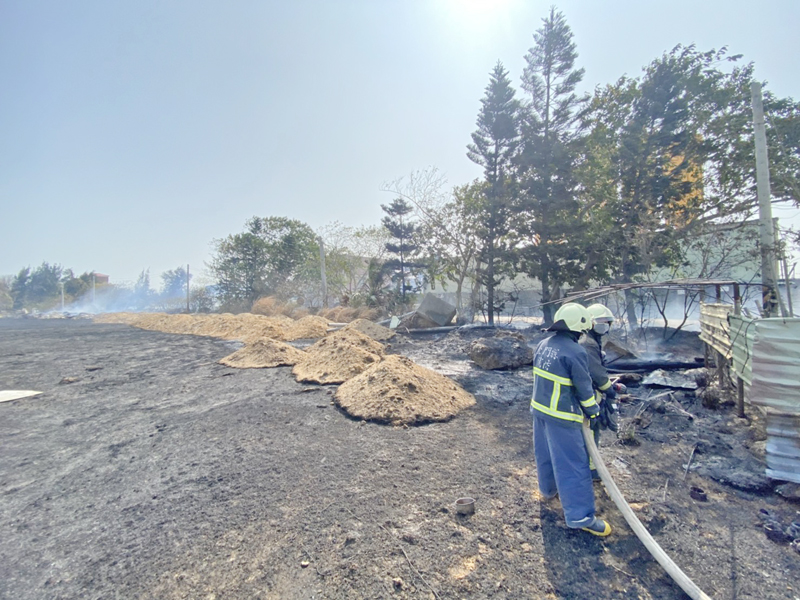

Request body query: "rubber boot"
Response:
[581, 517, 612, 537]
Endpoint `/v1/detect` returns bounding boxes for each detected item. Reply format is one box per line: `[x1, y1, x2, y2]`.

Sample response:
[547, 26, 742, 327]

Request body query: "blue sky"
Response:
[2, 0, 799, 286]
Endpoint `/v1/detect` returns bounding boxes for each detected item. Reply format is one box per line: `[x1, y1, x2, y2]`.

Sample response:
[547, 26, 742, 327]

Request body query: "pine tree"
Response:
[467, 61, 520, 324]
[381, 198, 420, 307]
[517, 7, 588, 325]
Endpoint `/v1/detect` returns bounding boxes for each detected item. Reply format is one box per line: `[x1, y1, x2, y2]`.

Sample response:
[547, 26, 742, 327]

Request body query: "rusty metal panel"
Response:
[699, 303, 733, 359]
[729, 315, 755, 386]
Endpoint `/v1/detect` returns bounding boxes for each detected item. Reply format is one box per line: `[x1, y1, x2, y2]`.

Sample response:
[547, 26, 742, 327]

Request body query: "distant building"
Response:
[94, 273, 109, 284]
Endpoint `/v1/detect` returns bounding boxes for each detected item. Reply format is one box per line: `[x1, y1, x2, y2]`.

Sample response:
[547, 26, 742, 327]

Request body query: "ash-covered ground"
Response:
[1, 317, 798, 600]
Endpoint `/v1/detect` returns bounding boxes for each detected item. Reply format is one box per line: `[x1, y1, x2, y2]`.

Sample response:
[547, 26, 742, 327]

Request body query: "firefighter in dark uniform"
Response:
[581, 303, 621, 479]
[532, 303, 612, 537]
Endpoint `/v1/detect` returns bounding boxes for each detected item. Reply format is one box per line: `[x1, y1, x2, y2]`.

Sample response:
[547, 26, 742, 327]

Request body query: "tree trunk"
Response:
[620, 247, 639, 329]
[541, 265, 554, 326]
[487, 237, 495, 325]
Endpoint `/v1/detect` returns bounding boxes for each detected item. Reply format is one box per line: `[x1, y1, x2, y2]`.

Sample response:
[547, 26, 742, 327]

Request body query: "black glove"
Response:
[598, 398, 619, 432]
[589, 413, 601, 433]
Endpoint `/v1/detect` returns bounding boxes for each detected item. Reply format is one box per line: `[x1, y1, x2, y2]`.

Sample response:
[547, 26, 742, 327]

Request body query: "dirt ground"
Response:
[1, 317, 799, 600]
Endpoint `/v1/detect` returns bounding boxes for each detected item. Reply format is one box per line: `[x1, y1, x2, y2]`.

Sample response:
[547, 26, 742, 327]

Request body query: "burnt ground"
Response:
[1, 318, 799, 600]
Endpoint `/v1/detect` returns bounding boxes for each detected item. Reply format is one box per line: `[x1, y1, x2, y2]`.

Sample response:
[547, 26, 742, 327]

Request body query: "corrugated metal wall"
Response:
[729, 315, 755, 386]
[699, 303, 733, 359]
[700, 305, 800, 483]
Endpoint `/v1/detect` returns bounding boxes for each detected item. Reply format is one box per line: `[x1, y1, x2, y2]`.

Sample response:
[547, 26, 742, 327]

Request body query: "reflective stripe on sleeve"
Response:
[598, 380, 612, 391]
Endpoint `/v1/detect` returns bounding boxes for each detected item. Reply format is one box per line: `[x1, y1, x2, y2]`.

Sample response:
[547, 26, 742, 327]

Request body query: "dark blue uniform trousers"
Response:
[533, 411, 596, 528]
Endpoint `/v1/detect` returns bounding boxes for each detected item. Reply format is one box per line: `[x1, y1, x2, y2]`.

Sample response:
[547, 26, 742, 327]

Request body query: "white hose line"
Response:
[582, 421, 712, 600]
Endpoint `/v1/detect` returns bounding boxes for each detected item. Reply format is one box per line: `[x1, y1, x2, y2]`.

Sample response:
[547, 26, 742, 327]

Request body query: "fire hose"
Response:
[582, 420, 712, 600]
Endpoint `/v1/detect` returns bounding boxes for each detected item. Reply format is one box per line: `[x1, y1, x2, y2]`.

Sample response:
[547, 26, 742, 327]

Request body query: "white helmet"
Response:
[587, 303, 614, 335]
[587, 303, 614, 324]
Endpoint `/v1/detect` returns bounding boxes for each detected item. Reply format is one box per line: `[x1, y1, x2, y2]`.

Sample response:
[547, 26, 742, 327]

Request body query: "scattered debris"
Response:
[415, 293, 457, 327]
[59, 377, 80, 385]
[641, 368, 704, 390]
[468, 331, 533, 370]
[689, 486, 708, 502]
[0, 390, 43, 403]
[775, 482, 800, 501]
[85, 365, 103, 372]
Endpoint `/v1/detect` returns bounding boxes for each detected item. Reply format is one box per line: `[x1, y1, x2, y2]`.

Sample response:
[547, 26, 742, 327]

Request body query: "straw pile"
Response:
[334, 354, 476, 425]
[219, 339, 306, 368]
[94, 312, 304, 342]
[283, 315, 331, 341]
[292, 328, 385, 384]
[339, 318, 395, 341]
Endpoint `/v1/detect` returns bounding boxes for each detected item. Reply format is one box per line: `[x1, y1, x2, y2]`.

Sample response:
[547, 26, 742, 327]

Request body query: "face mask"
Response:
[594, 323, 610, 335]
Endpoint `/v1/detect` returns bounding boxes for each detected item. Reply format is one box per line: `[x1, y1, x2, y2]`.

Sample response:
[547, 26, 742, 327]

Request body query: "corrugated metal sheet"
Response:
[729, 315, 755, 386]
[766, 413, 800, 482]
[700, 309, 800, 483]
[748, 317, 800, 484]
[699, 303, 733, 359]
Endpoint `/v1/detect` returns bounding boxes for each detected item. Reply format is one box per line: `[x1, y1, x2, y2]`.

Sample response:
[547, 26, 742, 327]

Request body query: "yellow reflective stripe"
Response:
[533, 367, 572, 386]
[598, 380, 612, 391]
[550, 382, 559, 411]
[580, 397, 598, 408]
[532, 402, 584, 423]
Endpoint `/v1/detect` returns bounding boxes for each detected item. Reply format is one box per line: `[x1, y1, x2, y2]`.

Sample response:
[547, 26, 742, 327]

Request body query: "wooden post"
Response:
[733, 282, 745, 416]
[737, 378, 745, 418]
[701, 288, 709, 369]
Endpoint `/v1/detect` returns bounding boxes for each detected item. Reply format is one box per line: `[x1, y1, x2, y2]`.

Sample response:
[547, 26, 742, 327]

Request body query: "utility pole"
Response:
[92, 274, 96, 305]
[751, 82, 781, 317]
[318, 237, 328, 309]
[60, 282, 65, 311]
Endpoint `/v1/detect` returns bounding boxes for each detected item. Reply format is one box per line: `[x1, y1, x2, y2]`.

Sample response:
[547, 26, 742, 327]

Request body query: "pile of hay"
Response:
[283, 315, 331, 340]
[318, 306, 381, 323]
[94, 312, 303, 343]
[251, 296, 309, 319]
[339, 318, 395, 341]
[219, 339, 306, 368]
[334, 354, 476, 425]
[292, 328, 385, 384]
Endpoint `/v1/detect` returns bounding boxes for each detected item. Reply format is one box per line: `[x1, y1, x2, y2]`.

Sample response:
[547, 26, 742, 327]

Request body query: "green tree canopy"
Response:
[209, 216, 318, 311]
[515, 7, 588, 324]
[381, 197, 421, 307]
[467, 61, 520, 324]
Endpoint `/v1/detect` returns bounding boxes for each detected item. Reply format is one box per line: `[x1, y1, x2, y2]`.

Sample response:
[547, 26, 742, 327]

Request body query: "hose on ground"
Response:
[582, 420, 712, 600]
